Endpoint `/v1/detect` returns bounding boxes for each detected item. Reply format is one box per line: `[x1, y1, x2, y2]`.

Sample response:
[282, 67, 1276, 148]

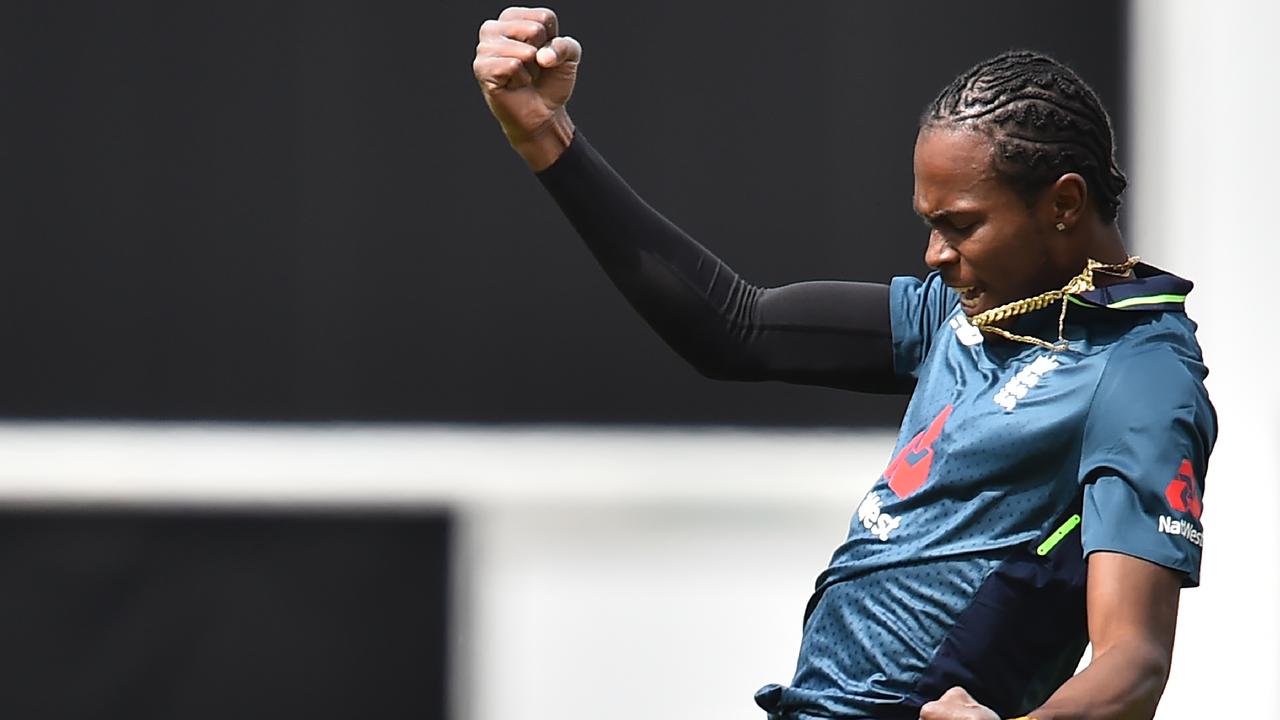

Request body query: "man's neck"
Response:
[1083, 223, 1133, 287]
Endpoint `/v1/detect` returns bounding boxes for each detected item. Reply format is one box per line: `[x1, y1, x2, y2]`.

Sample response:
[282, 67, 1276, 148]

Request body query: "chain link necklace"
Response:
[968, 256, 1141, 352]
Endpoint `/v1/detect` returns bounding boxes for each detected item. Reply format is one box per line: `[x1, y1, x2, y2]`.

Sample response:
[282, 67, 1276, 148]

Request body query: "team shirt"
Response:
[754, 265, 1216, 719]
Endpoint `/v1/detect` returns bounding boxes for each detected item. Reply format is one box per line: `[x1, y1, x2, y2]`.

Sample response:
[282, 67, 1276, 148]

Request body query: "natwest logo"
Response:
[1157, 515, 1203, 547]
[1164, 459, 1203, 519]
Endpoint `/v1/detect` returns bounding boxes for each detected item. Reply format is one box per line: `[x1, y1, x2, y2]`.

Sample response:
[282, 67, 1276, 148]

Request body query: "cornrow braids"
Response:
[923, 50, 1127, 223]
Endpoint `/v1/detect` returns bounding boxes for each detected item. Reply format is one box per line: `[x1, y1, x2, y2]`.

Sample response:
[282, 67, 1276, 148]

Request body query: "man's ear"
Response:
[1048, 173, 1088, 230]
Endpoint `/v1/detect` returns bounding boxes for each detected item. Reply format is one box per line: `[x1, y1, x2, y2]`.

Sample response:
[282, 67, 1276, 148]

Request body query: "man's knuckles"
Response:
[498, 6, 558, 36]
[477, 19, 500, 41]
[478, 18, 548, 47]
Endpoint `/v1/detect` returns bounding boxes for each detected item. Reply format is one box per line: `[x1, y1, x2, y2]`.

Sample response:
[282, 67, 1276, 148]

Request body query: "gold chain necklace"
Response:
[968, 256, 1140, 352]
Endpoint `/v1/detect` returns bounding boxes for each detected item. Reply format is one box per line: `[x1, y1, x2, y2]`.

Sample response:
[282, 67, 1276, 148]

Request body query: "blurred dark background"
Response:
[2, 0, 1127, 426]
[0, 508, 451, 719]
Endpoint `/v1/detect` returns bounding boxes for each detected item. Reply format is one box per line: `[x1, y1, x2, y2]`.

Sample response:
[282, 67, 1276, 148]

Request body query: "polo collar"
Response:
[1067, 263, 1193, 313]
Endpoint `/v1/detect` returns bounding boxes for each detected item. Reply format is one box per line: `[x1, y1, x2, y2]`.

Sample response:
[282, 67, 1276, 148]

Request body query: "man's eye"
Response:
[922, 217, 976, 235]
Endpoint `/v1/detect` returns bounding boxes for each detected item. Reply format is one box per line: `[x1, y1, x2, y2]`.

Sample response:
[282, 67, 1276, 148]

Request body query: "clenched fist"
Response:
[473, 6, 582, 170]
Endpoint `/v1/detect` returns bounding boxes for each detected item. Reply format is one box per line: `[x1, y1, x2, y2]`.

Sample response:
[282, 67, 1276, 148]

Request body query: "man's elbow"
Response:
[689, 357, 759, 383]
[1094, 640, 1175, 717]
[1110, 639, 1172, 687]
[668, 342, 762, 383]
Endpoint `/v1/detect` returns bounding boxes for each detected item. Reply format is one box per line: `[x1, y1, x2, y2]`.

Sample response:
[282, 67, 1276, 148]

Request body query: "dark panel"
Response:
[2, 1, 1127, 425]
[0, 507, 450, 719]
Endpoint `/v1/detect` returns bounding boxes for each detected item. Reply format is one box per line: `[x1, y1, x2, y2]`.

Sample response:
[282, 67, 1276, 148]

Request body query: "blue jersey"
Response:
[755, 265, 1216, 719]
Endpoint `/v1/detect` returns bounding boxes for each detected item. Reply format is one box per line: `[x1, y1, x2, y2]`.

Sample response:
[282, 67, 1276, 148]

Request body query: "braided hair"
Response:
[923, 50, 1127, 223]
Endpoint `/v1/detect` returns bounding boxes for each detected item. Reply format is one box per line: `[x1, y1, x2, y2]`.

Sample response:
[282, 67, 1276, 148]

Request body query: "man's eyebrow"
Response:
[915, 207, 979, 222]
[915, 208, 953, 222]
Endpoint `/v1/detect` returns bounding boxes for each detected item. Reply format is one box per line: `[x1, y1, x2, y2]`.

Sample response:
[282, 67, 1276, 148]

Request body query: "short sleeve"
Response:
[1080, 345, 1217, 587]
[890, 272, 959, 378]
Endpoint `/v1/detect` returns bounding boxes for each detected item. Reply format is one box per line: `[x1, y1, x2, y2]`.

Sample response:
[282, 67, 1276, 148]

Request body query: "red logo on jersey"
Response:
[1164, 459, 1203, 519]
[884, 405, 953, 498]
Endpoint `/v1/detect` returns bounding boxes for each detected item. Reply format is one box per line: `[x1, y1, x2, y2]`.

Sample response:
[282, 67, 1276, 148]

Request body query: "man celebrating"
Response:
[473, 8, 1215, 719]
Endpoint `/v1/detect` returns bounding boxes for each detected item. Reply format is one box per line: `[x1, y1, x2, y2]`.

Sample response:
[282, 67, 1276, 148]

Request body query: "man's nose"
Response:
[924, 231, 957, 269]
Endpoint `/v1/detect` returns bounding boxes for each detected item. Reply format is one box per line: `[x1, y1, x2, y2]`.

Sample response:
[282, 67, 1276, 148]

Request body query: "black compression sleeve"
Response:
[536, 132, 912, 395]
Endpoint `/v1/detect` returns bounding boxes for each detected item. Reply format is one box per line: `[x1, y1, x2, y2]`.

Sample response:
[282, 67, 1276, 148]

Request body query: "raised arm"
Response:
[473, 7, 908, 393]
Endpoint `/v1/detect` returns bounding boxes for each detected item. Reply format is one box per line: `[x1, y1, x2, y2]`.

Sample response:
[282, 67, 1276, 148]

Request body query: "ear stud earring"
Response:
[1055, 222, 1067, 231]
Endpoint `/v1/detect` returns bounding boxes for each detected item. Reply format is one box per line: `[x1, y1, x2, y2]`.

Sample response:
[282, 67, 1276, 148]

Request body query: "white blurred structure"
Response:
[1130, 1, 1280, 717]
[0, 423, 889, 720]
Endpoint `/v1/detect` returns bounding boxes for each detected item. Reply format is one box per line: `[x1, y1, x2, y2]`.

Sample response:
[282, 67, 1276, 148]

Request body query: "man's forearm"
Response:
[1026, 640, 1170, 720]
